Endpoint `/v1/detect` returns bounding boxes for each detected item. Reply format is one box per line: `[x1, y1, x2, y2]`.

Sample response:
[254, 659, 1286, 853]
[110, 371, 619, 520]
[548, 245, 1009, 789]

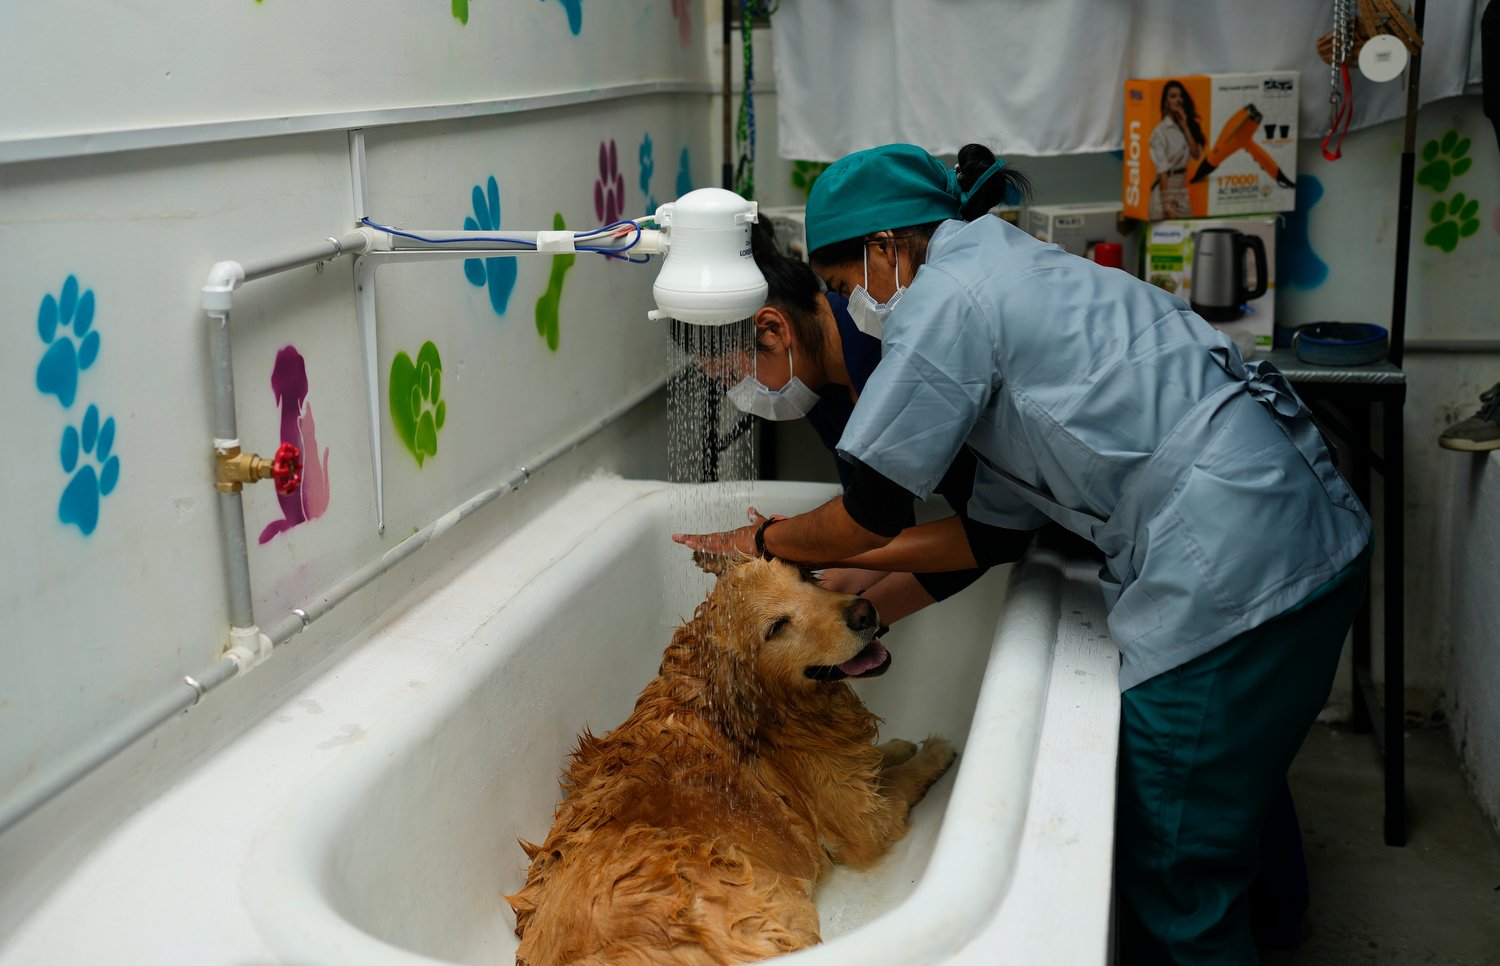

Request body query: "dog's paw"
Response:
[919, 736, 958, 773]
[876, 738, 919, 769]
[909, 736, 958, 799]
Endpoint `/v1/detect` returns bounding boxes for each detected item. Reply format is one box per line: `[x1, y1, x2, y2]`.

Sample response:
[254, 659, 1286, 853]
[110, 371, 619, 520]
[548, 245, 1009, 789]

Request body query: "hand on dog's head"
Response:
[691, 549, 748, 577]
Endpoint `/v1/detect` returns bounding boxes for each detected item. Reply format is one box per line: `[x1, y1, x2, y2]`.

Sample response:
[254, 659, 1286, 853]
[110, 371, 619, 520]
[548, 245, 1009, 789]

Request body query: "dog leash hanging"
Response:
[1322, 0, 1356, 161]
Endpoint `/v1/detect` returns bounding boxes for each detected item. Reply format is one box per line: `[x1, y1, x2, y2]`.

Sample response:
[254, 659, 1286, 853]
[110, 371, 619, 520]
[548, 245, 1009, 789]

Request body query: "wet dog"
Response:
[504, 556, 956, 964]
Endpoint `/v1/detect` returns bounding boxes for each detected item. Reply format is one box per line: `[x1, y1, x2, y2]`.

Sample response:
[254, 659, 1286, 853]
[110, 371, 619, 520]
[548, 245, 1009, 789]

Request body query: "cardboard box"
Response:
[1026, 202, 1141, 276]
[1123, 72, 1298, 220]
[1147, 217, 1277, 357]
[759, 205, 808, 262]
[988, 204, 1025, 226]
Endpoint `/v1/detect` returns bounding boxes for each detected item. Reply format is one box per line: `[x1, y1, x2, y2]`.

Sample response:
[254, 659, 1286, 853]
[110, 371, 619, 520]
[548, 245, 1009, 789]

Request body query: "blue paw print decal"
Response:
[36, 275, 99, 408]
[676, 147, 694, 198]
[639, 133, 658, 215]
[540, 0, 583, 35]
[59, 404, 120, 536]
[463, 175, 518, 317]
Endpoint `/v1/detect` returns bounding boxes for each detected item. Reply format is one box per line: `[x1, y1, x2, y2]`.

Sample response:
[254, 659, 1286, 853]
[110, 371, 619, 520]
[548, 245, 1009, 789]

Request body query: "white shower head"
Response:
[648, 188, 767, 326]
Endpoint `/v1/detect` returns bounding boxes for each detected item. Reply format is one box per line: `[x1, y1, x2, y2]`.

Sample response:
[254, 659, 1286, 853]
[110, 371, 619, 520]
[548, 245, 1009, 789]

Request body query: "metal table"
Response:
[1263, 347, 1407, 846]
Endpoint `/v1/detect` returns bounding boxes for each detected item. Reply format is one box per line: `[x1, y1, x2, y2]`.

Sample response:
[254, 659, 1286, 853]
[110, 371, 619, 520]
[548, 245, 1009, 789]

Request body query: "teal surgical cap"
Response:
[804, 143, 1008, 255]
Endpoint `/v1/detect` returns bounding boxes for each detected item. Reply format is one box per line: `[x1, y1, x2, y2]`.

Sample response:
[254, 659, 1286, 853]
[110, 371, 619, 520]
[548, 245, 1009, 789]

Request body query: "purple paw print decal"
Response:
[594, 140, 626, 225]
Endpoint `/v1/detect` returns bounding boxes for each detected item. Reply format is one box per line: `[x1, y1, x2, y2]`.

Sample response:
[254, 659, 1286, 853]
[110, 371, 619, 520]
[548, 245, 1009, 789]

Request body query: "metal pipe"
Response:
[265, 368, 673, 647]
[380, 228, 653, 257]
[0, 656, 239, 837]
[9, 216, 662, 847]
[1388, 0, 1427, 368]
[242, 231, 370, 281]
[207, 307, 257, 629]
[220, 491, 257, 632]
[0, 364, 673, 838]
[385, 230, 542, 250]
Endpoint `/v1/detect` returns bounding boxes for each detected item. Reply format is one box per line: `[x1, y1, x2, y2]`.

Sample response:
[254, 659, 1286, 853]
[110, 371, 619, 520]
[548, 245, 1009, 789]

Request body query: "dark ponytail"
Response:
[955, 143, 1032, 221]
[808, 142, 1031, 268]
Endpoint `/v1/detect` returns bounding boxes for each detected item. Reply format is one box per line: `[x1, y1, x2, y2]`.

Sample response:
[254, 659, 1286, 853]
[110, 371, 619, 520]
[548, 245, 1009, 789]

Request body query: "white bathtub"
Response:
[0, 478, 1118, 965]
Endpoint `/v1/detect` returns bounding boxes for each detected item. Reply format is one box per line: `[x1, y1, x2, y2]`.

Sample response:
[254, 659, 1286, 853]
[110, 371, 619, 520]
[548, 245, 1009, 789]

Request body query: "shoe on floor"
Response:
[1439, 382, 1500, 451]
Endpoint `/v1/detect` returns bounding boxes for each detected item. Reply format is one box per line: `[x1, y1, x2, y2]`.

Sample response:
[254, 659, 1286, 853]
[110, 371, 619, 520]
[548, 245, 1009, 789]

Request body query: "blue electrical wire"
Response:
[360, 216, 649, 261]
[360, 216, 534, 247]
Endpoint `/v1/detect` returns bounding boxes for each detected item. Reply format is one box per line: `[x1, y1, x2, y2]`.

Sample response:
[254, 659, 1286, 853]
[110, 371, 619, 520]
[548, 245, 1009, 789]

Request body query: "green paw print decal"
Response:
[390, 341, 446, 467]
[1416, 131, 1472, 194]
[535, 212, 575, 352]
[1425, 193, 1480, 254]
[790, 160, 830, 199]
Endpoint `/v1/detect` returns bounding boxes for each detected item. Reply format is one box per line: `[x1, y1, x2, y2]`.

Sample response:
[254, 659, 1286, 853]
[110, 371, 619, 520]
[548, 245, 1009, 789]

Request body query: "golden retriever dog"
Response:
[504, 555, 957, 965]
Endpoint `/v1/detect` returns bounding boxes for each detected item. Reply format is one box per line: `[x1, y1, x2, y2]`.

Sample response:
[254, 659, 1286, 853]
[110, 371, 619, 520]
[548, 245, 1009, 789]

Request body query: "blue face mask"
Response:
[846, 244, 906, 339]
[726, 347, 821, 420]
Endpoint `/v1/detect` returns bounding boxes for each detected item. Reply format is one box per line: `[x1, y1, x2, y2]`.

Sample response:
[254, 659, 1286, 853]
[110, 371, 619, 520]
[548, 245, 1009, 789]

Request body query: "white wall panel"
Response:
[0, 0, 714, 898]
[1, 1, 707, 145]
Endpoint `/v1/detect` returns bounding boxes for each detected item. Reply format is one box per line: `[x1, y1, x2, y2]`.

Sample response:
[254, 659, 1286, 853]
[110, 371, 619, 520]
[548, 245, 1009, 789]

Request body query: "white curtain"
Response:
[772, 0, 1484, 160]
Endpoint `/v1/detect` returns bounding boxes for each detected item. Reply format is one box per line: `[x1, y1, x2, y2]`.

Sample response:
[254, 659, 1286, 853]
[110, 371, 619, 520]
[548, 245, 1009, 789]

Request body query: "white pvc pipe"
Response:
[2, 206, 671, 844]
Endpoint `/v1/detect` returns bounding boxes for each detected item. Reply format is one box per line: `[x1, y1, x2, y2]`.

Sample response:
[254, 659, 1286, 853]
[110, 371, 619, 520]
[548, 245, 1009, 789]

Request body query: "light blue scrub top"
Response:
[838, 218, 1372, 690]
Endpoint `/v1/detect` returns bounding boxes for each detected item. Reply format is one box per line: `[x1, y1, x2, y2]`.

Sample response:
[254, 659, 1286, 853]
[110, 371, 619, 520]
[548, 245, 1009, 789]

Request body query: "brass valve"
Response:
[216, 442, 302, 495]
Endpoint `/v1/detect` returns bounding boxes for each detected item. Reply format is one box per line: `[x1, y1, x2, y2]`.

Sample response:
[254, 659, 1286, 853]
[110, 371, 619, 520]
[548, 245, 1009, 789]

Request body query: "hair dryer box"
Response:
[1147, 217, 1277, 358]
[1025, 202, 1141, 276]
[1123, 72, 1298, 220]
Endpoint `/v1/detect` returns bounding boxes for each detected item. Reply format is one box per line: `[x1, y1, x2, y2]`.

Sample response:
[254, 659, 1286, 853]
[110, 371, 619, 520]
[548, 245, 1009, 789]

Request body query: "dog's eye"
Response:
[765, 616, 790, 641]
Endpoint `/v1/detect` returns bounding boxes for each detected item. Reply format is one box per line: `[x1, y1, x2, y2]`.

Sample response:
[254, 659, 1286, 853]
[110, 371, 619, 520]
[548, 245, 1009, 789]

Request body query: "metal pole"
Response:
[1388, 0, 1427, 368]
[722, 0, 734, 190]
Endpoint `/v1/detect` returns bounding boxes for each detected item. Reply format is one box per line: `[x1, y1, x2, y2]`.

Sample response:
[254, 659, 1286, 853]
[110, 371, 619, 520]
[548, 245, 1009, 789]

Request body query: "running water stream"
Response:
[666, 318, 760, 806]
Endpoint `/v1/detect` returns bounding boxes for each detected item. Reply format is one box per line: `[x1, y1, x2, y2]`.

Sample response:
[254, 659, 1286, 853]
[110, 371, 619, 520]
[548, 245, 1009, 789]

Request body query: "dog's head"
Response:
[680, 555, 890, 689]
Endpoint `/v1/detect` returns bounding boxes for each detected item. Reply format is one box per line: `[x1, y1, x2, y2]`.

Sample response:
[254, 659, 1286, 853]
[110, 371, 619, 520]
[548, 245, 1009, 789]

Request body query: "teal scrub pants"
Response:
[1115, 543, 1371, 964]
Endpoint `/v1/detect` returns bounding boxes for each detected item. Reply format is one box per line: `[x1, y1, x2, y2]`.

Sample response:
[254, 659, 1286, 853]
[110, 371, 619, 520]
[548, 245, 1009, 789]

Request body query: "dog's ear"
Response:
[691, 549, 749, 576]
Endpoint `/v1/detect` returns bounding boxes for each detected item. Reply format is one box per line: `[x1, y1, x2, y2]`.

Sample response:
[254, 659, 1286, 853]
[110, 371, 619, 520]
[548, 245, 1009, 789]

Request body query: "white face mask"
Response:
[846, 244, 906, 338]
[726, 346, 821, 421]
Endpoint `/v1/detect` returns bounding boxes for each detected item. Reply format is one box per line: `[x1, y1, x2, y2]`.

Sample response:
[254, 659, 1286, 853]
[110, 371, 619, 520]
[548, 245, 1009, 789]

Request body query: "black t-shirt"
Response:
[802, 293, 1032, 597]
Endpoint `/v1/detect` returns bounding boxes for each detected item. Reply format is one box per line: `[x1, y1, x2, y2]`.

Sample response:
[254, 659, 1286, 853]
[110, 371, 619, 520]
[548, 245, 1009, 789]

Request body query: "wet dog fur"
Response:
[504, 556, 956, 964]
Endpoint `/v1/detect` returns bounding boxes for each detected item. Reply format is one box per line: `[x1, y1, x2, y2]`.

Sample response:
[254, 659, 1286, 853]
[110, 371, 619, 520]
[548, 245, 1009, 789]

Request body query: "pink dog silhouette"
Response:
[259, 346, 329, 544]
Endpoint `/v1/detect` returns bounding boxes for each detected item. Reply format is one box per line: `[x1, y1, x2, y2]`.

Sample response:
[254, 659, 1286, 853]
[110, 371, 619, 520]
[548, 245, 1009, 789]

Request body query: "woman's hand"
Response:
[818, 567, 888, 595]
[672, 507, 780, 559]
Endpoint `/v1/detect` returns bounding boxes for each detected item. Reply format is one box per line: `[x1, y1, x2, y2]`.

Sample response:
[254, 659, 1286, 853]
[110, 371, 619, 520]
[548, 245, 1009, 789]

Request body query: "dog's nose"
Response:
[844, 597, 879, 633]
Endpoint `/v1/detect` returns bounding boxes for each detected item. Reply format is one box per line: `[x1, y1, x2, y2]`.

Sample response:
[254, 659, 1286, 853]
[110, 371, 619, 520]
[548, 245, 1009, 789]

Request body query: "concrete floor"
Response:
[1262, 722, 1500, 966]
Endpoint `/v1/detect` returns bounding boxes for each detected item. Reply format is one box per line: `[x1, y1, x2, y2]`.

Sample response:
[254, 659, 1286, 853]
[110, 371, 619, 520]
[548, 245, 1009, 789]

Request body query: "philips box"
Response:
[1147, 217, 1277, 357]
[1026, 202, 1141, 276]
[1123, 72, 1298, 220]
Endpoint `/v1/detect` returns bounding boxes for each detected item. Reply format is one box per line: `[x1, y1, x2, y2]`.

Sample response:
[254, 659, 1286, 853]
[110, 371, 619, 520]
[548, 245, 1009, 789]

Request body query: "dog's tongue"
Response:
[838, 640, 889, 677]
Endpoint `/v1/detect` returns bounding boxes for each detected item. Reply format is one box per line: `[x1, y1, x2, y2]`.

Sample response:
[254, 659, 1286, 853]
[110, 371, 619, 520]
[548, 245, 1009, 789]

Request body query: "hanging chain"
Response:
[1332, 0, 1354, 93]
[1322, 0, 1357, 160]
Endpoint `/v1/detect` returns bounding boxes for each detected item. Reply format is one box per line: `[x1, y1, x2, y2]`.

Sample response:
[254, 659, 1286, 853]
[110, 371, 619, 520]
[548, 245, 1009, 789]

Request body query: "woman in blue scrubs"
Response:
[692, 221, 1033, 626]
[677, 142, 1372, 964]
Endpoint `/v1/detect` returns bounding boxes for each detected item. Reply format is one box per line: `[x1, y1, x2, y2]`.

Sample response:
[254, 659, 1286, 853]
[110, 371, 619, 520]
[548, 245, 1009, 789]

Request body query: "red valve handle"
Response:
[271, 442, 302, 496]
